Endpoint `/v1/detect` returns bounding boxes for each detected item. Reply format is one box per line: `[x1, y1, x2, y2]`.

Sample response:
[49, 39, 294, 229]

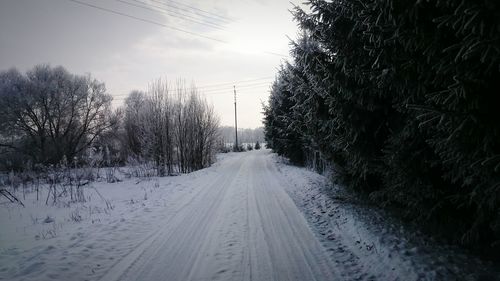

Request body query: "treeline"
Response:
[263, 0, 500, 254]
[0, 65, 220, 176]
[218, 126, 265, 145]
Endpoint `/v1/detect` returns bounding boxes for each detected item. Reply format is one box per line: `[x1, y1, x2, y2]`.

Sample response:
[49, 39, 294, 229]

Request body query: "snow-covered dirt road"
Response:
[99, 150, 337, 281]
[2, 149, 499, 281]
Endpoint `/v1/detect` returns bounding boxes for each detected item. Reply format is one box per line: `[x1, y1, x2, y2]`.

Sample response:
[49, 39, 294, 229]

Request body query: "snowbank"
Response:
[273, 154, 500, 280]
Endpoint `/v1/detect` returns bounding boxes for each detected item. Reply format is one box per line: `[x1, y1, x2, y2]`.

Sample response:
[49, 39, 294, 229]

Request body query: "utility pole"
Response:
[234, 85, 238, 151]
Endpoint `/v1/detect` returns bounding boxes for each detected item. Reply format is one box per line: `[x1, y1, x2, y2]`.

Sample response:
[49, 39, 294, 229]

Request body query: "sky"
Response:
[0, 0, 304, 129]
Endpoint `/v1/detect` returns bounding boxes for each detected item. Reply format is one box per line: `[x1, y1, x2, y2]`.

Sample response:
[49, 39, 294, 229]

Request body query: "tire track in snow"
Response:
[99, 157, 244, 281]
[100, 151, 339, 281]
[251, 154, 338, 280]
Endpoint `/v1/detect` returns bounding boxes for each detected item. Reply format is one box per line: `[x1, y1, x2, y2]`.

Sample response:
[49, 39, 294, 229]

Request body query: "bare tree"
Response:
[137, 79, 175, 176]
[123, 90, 146, 158]
[174, 84, 219, 172]
[121, 79, 220, 175]
[0, 65, 113, 170]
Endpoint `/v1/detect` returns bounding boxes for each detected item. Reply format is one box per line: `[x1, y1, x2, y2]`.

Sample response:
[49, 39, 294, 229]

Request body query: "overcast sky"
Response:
[0, 0, 303, 128]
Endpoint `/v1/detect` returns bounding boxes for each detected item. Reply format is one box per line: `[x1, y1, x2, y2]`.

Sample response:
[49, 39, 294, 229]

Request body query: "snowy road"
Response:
[99, 150, 337, 281]
[2, 150, 498, 281]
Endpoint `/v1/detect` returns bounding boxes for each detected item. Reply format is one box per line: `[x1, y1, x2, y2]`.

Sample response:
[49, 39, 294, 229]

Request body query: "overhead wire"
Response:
[65, 0, 228, 43]
[201, 82, 273, 93]
[155, 0, 234, 23]
[117, 0, 226, 30]
[148, 0, 233, 24]
[111, 77, 274, 98]
[195, 76, 274, 89]
[112, 86, 271, 101]
[62, 0, 284, 103]
[63, 0, 287, 57]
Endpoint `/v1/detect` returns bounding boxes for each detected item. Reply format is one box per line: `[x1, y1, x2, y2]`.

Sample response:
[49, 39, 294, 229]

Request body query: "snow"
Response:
[273, 154, 500, 280]
[1, 150, 335, 281]
[1, 149, 498, 281]
[0, 175, 184, 280]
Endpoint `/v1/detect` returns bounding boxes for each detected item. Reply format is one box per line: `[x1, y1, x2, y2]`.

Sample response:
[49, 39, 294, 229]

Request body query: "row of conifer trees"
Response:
[263, 0, 500, 254]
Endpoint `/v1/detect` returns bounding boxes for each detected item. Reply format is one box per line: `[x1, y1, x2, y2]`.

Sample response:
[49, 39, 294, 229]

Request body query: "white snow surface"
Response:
[273, 154, 500, 281]
[1, 149, 498, 281]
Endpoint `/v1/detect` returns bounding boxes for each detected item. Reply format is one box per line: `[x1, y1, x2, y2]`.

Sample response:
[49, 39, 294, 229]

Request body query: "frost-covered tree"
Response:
[264, 0, 500, 253]
[123, 90, 146, 158]
[0, 65, 113, 169]
[138, 79, 175, 176]
[121, 79, 220, 175]
[263, 64, 306, 165]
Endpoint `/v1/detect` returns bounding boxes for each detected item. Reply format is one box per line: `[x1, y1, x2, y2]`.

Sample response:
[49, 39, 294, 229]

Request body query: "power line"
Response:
[201, 81, 272, 93]
[63, 0, 287, 58]
[111, 76, 274, 97]
[120, 0, 225, 30]
[65, 0, 228, 43]
[160, 81, 273, 94]
[263, 51, 288, 57]
[117, 0, 226, 30]
[112, 83, 271, 98]
[112, 85, 271, 101]
[148, 0, 233, 24]
[156, 0, 234, 23]
[196, 76, 274, 89]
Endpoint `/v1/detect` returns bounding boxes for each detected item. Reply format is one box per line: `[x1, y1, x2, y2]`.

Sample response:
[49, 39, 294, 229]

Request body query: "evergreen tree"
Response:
[264, 0, 500, 253]
[255, 141, 261, 150]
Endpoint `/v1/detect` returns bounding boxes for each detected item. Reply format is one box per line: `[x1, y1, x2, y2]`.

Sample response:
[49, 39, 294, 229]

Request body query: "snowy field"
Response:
[1, 149, 499, 281]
